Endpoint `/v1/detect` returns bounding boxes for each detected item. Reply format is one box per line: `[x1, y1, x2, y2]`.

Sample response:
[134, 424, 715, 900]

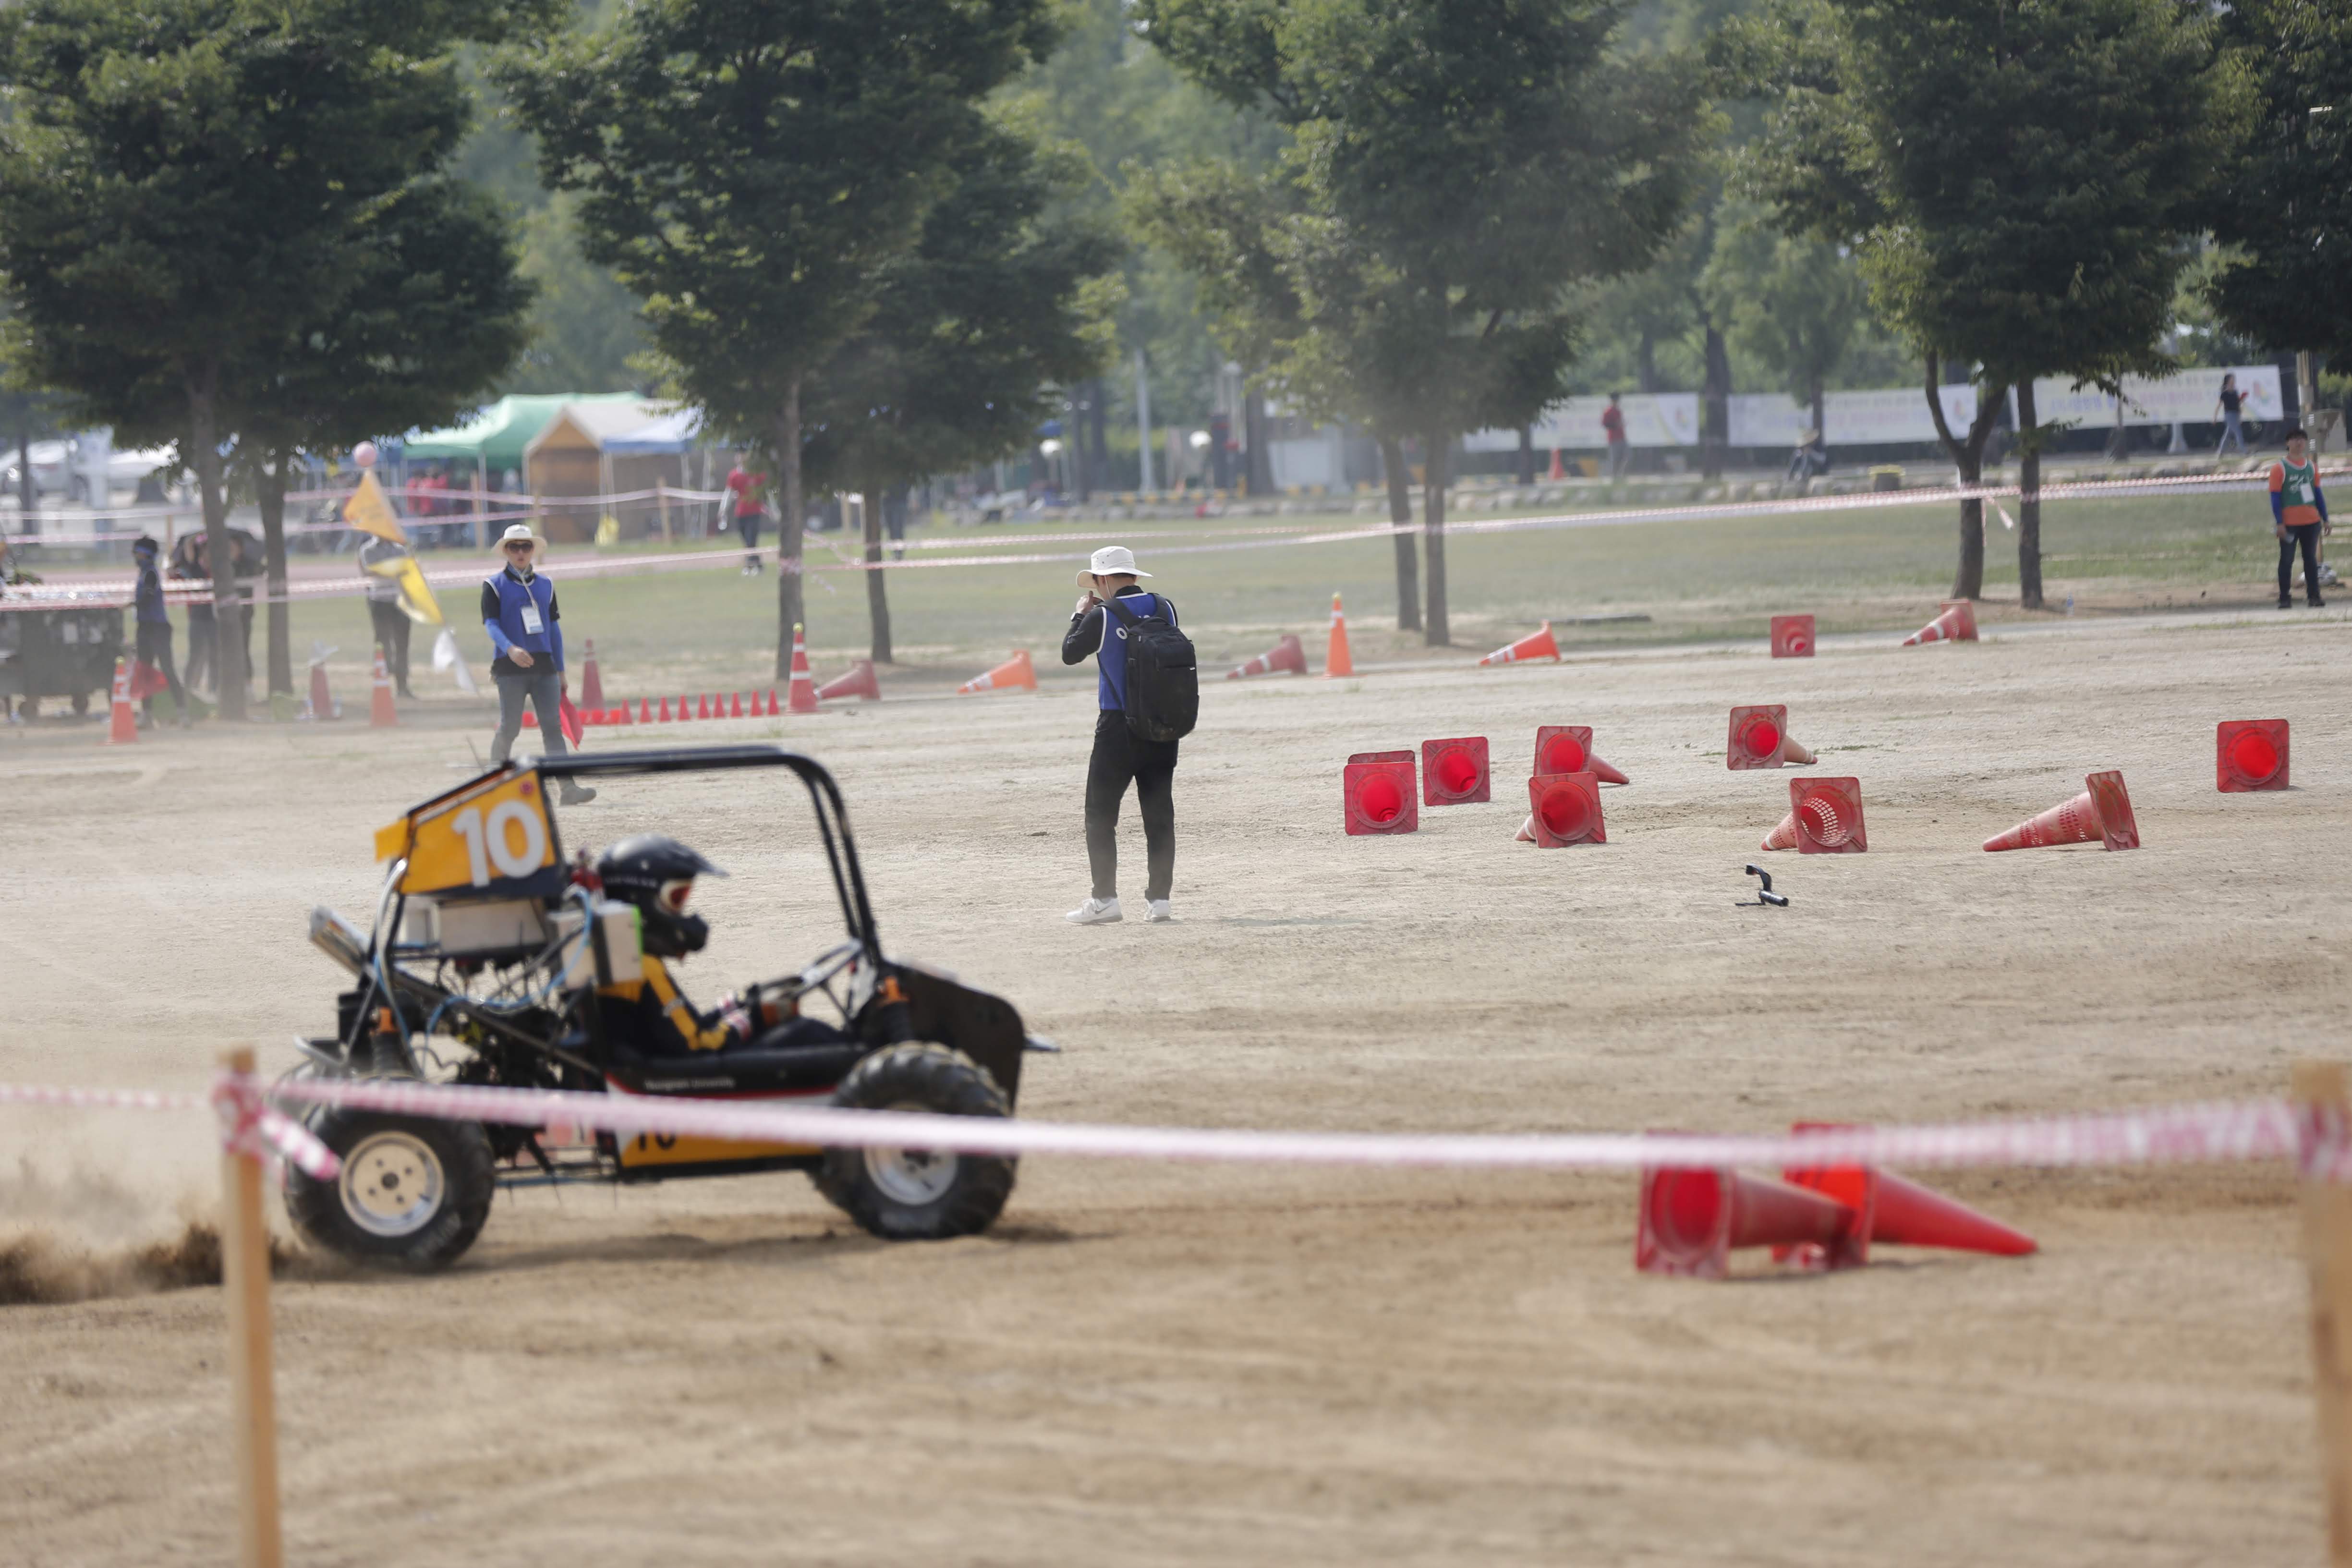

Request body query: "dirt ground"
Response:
[1, 609, 2346, 1565]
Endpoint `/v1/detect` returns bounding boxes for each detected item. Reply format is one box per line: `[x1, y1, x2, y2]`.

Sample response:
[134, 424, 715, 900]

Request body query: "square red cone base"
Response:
[1525, 772, 1604, 846]
[1770, 614, 1815, 658]
[1421, 736, 1490, 805]
[1345, 755, 1418, 835]
[1788, 776, 1866, 854]
[2216, 719, 2289, 792]
[1727, 705, 1791, 770]
[2085, 769, 2139, 850]
[1533, 724, 1594, 779]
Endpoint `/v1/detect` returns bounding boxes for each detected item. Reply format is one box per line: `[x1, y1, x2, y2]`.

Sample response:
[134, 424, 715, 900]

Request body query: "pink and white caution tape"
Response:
[210, 1075, 341, 1179]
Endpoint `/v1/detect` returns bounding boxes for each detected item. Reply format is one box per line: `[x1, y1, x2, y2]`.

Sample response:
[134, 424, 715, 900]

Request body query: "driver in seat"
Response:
[591, 835, 848, 1057]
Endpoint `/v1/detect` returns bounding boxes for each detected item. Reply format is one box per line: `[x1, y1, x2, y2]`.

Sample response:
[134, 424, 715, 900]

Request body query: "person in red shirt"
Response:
[725, 458, 768, 575]
[1600, 393, 1629, 480]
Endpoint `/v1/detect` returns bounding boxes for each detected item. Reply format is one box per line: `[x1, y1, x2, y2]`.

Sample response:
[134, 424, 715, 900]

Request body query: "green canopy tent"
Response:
[404, 393, 646, 544]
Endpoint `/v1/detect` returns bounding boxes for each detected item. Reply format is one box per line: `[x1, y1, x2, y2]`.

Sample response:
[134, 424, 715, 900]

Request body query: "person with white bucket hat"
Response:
[480, 523, 595, 803]
[1061, 544, 1181, 924]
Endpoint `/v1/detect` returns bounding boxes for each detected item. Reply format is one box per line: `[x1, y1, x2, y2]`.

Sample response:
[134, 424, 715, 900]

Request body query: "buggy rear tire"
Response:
[815, 1044, 1015, 1241]
[285, 1106, 495, 1272]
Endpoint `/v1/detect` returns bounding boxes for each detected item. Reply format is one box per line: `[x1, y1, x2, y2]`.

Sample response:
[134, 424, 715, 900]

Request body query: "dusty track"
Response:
[1, 612, 2343, 1564]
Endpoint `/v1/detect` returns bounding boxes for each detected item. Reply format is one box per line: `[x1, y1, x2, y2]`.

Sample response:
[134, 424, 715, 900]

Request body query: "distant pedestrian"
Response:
[481, 523, 596, 802]
[1785, 427, 1830, 483]
[2214, 374, 2248, 458]
[1061, 545, 1180, 925]
[359, 529, 416, 697]
[2270, 426, 2329, 609]
[130, 536, 188, 726]
[725, 457, 768, 574]
[1601, 392, 1630, 480]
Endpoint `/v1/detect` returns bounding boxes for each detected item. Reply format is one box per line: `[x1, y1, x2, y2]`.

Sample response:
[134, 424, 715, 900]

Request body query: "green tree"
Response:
[800, 121, 1123, 663]
[0, 0, 553, 719]
[499, 0, 1059, 675]
[1702, 205, 1868, 438]
[1143, 0, 1709, 644]
[1740, 0, 2252, 604]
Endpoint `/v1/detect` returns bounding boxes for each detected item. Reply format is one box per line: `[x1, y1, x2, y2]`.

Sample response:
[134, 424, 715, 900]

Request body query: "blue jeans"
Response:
[2217, 413, 2246, 456]
[491, 668, 568, 764]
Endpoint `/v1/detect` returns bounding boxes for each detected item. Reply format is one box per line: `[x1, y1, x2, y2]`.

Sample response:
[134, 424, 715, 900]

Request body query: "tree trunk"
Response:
[1701, 323, 1730, 480]
[772, 375, 805, 679]
[17, 429, 29, 515]
[185, 361, 246, 720]
[1071, 387, 1092, 503]
[1422, 433, 1450, 647]
[259, 448, 292, 697]
[863, 473, 893, 664]
[1380, 435, 1420, 632]
[1088, 379, 1108, 496]
[1636, 331, 1658, 395]
[1922, 353, 2006, 602]
[1515, 425, 1535, 485]
[1809, 372, 1826, 450]
[2016, 379, 2043, 609]
[1243, 383, 1274, 498]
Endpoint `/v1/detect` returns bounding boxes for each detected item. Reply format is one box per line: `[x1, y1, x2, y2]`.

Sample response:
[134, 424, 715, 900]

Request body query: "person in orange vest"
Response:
[2270, 426, 2330, 609]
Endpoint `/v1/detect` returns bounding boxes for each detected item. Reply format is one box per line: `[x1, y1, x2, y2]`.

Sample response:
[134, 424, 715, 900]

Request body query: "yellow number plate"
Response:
[376, 770, 562, 899]
[615, 1130, 821, 1168]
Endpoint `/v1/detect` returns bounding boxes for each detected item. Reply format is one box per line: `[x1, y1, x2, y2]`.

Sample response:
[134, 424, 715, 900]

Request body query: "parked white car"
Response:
[0, 439, 184, 502]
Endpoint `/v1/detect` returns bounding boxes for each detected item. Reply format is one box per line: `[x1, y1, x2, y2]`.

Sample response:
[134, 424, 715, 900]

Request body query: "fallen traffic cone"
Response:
[1421, 736, 1490, 805]
[306, 658, 338, 722]
[958, 648, 1037, 695]
[579, 638, 604, 710]
[1726, 705, 1817, 770]
[104, 657, 138, 744]
[1522, 772, 1605, 847]
[1228, 633, 1307, 680]
[1785, 776, 1866, 854]
[1984, 770, 2139, 852]
[1635, 1163, 1866, 1279]
[369, 650, 398, 728]
[1780, 1126, 2037, 1264]
[2217, 719, 2288, 792]
[1479, 621, 1560, 666]
[816, 659, 881, 703]
[1759, 811, 1799, 851]
[1902, 599, 1978, 646]
[1344, 751, 1418, 836]
[1770, 614, 1815, 658]
[1533, 725, 1630, 786]
[1325, 593, 1354, 678]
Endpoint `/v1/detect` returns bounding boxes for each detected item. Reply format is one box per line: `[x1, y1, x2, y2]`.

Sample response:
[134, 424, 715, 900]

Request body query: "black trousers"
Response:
[135, 621, 186, 718]
[2280, 522, 2325, 603]
[1086, 710, 1177, 902]
[368, 598, 413, 692]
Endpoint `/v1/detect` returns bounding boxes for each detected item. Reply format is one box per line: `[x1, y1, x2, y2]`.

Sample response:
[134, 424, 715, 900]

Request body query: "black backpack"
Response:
[1100, 593, 1198, 742]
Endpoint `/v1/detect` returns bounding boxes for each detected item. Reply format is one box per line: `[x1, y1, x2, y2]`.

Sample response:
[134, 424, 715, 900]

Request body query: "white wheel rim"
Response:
[339, 1130, 446, 1238]
[863, 1100, 959, 1206]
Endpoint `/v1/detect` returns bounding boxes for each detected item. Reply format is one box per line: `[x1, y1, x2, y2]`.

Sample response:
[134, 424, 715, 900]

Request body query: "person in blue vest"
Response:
[480, 523, 595, 803]
[1060, 544, 1176, 925]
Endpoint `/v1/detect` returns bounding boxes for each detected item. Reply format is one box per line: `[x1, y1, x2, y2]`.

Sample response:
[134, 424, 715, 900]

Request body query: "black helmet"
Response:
[594, 835, 728, 958]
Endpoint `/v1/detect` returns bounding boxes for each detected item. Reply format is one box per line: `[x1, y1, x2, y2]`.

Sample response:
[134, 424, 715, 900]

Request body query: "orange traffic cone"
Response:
[306, 658, 337, 722]
[1421, 736, 1490, 805]
[1726, 705, 1817, 769]
[1902, 600, 1979, 646]
[1522, 772, 1604, 846]
[657, 695, 670, 722]
[785, 624, 820, 714]
[1325, 594, 1354, 678]
[369, 650, 398, 728]
[1770, 614, 1815, 658]
[1547, 448, 1565, 482]
[640, 697, 653, 724]
[1479, 621, 1559, 666]
[697, 693, 711, 720]
[579, 638, 604, 710]
[1779, 1129, 2036, 1264]
[1984, 770, 2139, 852]
[958, 648, 1037, 695]
[816, 659, 881, 702]
[729, 691, 745, 717]
[2217, 719, 2288, 792]
[1533, 725, 1630, 786]
[678, 693, 691, 721]
[1229, 633, 1308, 680]
[103, 657, 138, 744]
[766, 688, 782, 716]
[1759, 811, 1799, 851]
[1344, 751, 1418, 835]
[1636, 1163, 1866, 1278]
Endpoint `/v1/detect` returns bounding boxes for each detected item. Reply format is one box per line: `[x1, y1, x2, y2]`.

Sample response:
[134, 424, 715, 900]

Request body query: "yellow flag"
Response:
[342, 470, 405, 543]
[364, 552, 444, 625]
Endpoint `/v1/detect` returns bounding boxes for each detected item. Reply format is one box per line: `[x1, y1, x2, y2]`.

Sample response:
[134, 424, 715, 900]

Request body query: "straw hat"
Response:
[496, 522, 547, 551]
[1076, 544, 1151, 584]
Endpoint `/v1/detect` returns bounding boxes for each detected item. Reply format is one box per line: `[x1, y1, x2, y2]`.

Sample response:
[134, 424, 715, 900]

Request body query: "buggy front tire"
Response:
[816, 1044, 1015, 1241]
[285, 1107, 495, 1272]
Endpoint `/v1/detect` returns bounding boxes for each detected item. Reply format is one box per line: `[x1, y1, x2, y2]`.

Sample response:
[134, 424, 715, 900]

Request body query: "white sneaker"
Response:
[1065, 897, 1122, 925]
[1146, 900, 1173, 924]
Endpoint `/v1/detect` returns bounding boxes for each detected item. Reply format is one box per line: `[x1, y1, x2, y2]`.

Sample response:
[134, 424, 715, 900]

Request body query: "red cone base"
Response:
[1421, 736, 1490, 805]
[1770, 614, 1815, 658]
[1534, 724, 1629, 786]
[1345, 752, 1418, 836]
[1636, 1164, 1865, 1279]
[1787, 776, 1866, 854]
[1227, 633, 1308, 680]
[2217, 719, 2288, 792]
[1525, 772, 1604, 847]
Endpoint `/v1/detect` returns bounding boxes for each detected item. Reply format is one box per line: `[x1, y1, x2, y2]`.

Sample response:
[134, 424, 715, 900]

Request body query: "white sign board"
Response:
[2031, 365, 2283, 429]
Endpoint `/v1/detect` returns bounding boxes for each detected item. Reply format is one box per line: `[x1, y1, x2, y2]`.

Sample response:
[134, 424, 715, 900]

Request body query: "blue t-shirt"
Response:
[1084, 591, 1172, 712]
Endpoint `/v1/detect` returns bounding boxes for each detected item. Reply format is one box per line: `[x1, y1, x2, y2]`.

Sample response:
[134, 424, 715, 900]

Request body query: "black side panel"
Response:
[889, 967, 1026, 1104]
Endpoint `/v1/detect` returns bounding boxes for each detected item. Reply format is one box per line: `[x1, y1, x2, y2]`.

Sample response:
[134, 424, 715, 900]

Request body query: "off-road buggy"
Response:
[287, 744, 1047, 1271]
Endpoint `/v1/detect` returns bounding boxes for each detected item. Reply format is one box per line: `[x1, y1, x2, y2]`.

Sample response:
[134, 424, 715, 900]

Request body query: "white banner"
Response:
[2032, 364, 2284, 429]
[1475, 394, 1701, 451]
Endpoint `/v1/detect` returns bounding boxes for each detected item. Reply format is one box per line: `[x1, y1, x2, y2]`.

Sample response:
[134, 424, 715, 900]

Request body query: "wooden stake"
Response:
[657, 480, 672, 544]
[2298, 1060, 2352, 1567]
[219, 1046, 284, 1568]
